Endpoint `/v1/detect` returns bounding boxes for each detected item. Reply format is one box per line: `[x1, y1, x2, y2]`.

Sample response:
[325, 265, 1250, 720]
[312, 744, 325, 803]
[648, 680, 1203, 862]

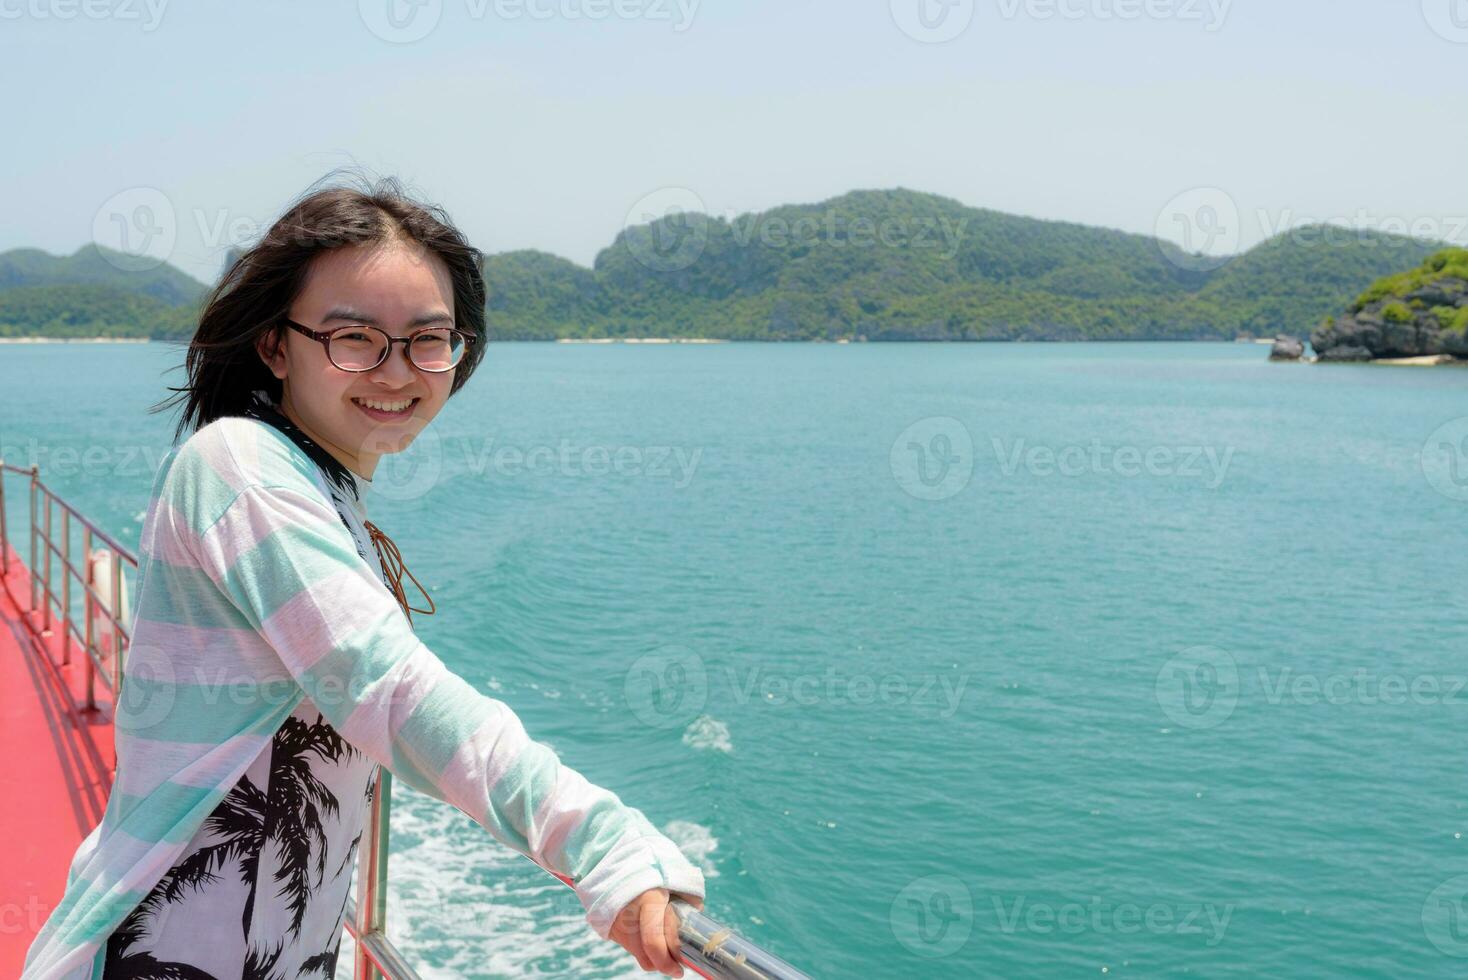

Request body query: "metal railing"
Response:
[0, 461, 135, 714]
[0, 460, 810, 980]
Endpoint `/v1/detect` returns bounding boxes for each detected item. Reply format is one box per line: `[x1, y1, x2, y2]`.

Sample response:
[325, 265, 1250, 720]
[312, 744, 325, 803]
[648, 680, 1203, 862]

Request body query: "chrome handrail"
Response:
[0, 461, 809, 980]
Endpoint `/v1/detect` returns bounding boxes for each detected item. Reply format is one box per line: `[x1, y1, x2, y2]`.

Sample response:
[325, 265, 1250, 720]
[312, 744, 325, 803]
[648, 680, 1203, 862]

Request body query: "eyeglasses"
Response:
[282, 318, 475, 373]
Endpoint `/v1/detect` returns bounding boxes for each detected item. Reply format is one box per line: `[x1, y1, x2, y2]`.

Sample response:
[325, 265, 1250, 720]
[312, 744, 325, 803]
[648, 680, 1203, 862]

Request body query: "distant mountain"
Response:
[484, 189, 1443, 341]
[0, 244, 208, 307]
[0, 284, 198, 340]
[0, 190, 1446, 341]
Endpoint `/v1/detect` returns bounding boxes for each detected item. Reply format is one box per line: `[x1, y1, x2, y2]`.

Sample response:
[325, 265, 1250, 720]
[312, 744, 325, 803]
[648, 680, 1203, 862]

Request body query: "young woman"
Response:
[23, 178, 705, 979]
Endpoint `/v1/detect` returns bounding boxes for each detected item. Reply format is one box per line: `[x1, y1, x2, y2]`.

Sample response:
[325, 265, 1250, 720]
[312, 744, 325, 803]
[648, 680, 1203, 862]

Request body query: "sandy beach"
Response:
[0, 337, 152, 344]
[554, 338, 730, 344]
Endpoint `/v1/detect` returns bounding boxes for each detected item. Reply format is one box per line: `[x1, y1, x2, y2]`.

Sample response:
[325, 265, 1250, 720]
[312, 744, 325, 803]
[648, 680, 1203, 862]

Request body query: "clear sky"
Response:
[3, 0, 1465, 284]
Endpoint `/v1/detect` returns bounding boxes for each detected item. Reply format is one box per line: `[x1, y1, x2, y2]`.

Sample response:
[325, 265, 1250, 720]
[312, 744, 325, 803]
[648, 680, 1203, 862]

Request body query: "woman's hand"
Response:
[609, 886, 704, 977]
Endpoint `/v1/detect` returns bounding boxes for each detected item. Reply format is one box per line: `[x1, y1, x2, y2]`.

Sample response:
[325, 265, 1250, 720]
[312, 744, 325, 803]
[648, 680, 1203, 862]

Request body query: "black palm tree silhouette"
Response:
[256, 712, 352, 939]
[106, 712, 364, 977]
[242, 938, 285, 980]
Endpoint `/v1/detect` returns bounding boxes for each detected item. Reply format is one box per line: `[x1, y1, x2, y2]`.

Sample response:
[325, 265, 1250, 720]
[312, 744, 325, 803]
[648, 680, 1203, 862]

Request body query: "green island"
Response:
[1307, 248, 1468, 362]
[0, 189, 1448, 343]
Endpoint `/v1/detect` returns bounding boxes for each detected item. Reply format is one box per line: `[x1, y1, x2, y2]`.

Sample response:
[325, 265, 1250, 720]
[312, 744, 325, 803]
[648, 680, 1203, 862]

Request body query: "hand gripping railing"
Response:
[0, 460, 811, 980]
[344, 773, 811, 980]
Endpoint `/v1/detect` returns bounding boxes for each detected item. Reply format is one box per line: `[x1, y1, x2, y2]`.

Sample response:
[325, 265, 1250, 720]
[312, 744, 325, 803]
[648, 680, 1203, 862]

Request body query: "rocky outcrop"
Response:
[1316, 345, 1374, 362]
[1269, 335, 1305, 360]
[1310, 273, 1468, 360]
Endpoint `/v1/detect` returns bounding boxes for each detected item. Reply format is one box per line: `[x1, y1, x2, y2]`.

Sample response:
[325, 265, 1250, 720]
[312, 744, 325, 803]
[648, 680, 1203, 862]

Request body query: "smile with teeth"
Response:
[353, 396, 419, 415]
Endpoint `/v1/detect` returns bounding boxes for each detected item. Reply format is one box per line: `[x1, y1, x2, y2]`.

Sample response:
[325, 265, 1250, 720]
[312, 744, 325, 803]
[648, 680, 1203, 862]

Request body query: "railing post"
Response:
[0, 461, 9, 574]
[111, 553, 124, 694]
[355, 768, 393, 980]
[40, 469, 52, 631]
[28, 465, 39, 615]
[84, 529, 96, 711]
[60, 509, 71, 666]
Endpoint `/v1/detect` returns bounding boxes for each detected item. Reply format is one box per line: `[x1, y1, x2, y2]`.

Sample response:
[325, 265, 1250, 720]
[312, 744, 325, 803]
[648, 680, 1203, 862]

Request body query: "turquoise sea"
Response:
[4, 340, 1468, 978]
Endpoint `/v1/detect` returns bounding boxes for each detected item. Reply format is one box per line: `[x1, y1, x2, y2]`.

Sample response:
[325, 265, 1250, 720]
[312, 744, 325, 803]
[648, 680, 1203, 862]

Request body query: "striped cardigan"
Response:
[23, 415, 704, 979]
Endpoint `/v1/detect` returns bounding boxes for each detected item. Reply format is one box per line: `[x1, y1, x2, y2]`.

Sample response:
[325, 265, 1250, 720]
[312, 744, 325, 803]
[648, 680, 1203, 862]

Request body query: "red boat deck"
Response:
[0, 541, 115, 976]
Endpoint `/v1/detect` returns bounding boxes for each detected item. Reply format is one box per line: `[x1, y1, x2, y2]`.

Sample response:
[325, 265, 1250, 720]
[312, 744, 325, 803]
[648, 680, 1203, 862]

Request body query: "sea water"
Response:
[4, 340, 1467, 978]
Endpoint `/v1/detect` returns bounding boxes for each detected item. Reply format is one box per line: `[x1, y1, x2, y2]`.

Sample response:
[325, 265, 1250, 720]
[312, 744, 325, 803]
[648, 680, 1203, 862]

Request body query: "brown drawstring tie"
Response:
[363, 519, 436, 626]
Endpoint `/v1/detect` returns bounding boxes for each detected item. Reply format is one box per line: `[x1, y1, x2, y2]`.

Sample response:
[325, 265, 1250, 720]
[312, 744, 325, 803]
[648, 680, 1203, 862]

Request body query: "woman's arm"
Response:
[187, 472, 704, 941]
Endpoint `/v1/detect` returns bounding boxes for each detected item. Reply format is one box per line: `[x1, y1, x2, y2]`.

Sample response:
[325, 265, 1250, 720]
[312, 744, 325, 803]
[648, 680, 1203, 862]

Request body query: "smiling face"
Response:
[257, 238, 458, 480]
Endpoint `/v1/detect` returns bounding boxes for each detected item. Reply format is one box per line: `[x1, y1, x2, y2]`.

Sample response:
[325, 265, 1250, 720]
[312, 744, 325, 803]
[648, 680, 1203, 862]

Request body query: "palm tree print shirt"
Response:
[23, 407, 706, 979]
[102, 419, 385, 979]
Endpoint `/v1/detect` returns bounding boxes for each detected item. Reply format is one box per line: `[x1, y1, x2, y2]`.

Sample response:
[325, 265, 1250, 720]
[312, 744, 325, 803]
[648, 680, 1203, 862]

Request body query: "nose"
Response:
[372, 339, 420, 384]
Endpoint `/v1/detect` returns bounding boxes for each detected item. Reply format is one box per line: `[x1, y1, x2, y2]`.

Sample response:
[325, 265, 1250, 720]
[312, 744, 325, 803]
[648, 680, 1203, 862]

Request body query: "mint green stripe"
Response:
[59, 885, 150, 947]
[169, 439, 253, 530]
[478, 747, 567, 857]
[395, 672, 494, 777]
[111, 782, 223, 844]
[114, 672, 300, 742]
[133, 558, 250, 630]
[214, 505, 364, 629]
[552, 788, 637, 878]
[388, 743, 444, 800]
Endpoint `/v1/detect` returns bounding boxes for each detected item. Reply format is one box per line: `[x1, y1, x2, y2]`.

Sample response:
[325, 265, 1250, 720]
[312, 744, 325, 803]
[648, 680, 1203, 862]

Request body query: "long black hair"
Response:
[151, 171, 488, 445]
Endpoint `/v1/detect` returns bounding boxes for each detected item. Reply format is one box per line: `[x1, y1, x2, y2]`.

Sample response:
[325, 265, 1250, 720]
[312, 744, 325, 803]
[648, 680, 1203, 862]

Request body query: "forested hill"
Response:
[0, 244, 204, 339]
[486, 190, 1442, 341]
[0, 190, 1443, 341]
